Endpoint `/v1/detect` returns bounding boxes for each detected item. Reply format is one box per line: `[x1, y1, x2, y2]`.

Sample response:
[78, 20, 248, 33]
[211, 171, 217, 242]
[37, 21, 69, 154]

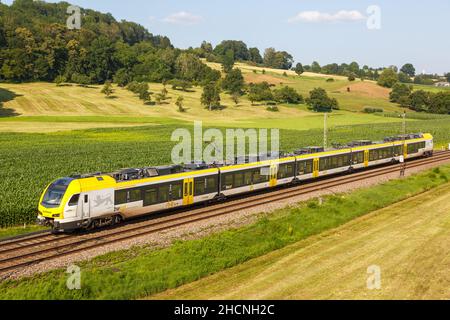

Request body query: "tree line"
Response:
[389, 83, 450, 114]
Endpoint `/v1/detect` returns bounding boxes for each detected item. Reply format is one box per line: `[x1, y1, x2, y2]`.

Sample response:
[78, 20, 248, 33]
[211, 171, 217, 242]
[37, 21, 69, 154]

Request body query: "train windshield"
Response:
[41, 178, 73, 208]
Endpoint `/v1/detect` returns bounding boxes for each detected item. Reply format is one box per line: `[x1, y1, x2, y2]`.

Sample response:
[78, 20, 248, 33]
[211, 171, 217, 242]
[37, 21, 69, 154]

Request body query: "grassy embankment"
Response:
[0, 165, 449, 299]
[152, 180, 450, 300]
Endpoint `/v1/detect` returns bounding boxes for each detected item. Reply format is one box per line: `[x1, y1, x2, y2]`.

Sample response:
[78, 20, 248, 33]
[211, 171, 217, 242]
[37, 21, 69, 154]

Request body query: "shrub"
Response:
[363, 107, 384, 114]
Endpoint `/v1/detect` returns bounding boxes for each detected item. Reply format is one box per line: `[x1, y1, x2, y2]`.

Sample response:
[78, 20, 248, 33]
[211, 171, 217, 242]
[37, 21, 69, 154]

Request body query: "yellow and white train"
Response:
[38, 133, 433, 232]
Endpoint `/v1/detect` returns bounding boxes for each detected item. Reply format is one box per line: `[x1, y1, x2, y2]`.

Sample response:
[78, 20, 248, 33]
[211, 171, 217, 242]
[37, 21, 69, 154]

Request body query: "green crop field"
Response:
[1, 119, 450, 227]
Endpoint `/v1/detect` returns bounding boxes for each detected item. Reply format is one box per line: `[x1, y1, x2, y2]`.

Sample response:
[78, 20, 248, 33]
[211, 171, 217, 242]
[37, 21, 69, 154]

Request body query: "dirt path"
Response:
[151, 183, 450, 300]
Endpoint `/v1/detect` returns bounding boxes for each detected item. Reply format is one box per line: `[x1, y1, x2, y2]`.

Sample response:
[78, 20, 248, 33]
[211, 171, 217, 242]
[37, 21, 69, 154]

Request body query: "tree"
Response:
[222, 68, 244, 94]
[273, 86, 303, 104]
[231, 92, 240, 105]
[175, 95, 185, 112]
[377, 68, 399, 88]
[294, 63, 304, 76]
[213, 40, 250, 61]
[200, 41, 213, 55]
[169, 79, 193, 91]
[445, 73, 450, 83]
[201, 82, 221, 111]
[389, 83, 412, 103]
[263, 48, 294, 69]
[175, 53, 220, 84]
[247, 82, 273, 104]
[113, 68, 132, 87]
[306, 88, 339, 112]
[348, 61, 360, 75]
[54, 75, 67, 86]
[398, 72, 412, 83]
[71, 73, 91, 86]
[222, 49, 235, 73]
[408, 90, 430, 112]
[400, 63, 416, 77]
[347, 73, 356, 81]
[101, 81, 114, 97]
[311, 61, 321, 73]
[249, 47, 263, 64]
[429, 92, 450, 114]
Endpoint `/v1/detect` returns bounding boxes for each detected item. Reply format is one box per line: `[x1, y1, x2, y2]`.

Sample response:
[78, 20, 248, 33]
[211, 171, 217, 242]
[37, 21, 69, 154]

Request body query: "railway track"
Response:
[1, 150, 450, 277]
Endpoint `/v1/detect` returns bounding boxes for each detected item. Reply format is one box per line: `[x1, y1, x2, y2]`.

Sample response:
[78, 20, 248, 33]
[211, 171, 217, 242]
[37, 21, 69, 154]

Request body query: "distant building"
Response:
[434, 81, 450, 87]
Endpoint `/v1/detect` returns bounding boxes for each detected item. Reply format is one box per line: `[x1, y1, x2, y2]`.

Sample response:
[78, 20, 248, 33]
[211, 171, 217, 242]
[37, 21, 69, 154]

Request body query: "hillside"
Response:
[0, 78, 410, 133]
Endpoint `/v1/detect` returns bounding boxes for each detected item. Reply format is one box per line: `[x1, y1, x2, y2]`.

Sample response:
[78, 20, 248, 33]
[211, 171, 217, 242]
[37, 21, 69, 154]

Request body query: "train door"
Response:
[403, 144, 408, 159]
[82, 194, 90, 219]
[313, 158, 319, 178]
[269, 164, 278, 187]
[183, 178, 194, 205]
[364, 150, 369, 167]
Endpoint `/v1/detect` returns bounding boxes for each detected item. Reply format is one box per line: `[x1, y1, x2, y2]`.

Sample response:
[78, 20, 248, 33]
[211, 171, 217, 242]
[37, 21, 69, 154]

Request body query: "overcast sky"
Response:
[4, 0, 449, 74]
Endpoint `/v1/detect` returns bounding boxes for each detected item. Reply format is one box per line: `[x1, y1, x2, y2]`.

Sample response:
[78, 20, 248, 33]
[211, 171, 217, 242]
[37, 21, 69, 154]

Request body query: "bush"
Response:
[273, 86, 303, 104]
[54, 75, 67, 86]
[389, 83, 412, 103]
[169, 79, 193, 91]
[306, 87, 339, 112]
[247, 82, 273, 104]
[377, 68, 398, 88]
[266, 105, 279, 112]
[363, 107, 384, 114]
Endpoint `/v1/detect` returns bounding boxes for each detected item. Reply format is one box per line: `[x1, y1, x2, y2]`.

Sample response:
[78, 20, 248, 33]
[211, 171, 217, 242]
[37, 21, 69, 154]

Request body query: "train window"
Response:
[206, 176, 218, 193]
[244, 171, 252, 185]
[305, 160, 313, 173]
[68, 194, 80, 206]
[319, 157, 330, 171]
[235, 172, 244, 188]
[278, 163, 294, 179]
[331, 156, 338, 169]
[394, 145, 402, 156]
[144, 189, 157, 206]
[158, 185, 170, 202]
[369, 150, 378, 161]
[194, 178, 206, 195]
[171, 183, 183, 200]
[115, 190, 127, 205]
[223, 174, 233, 190]
[408, 142, 424, 154]
[129, 189, 142, 202]
[352, 152, 364, 164]
[252, 170, 261, 183]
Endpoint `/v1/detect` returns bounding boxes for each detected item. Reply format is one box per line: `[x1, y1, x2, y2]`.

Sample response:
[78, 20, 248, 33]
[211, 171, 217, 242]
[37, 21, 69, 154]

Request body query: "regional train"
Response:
[38, 133, 433, 232]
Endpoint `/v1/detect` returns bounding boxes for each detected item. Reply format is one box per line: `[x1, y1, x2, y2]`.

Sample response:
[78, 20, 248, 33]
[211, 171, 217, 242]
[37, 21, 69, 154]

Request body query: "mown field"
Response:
[1, 166, 449, 299]
[152, 181, 450, 300]
[1, 119, 450, 227]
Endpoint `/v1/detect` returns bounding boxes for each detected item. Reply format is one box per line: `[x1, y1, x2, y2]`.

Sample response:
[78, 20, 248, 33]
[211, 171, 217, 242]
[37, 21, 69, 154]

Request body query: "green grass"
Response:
[412, 84, 450, 93]
[0, 225, 48, 241]
[0, 166, 449, 300]
[1, 120, 449, 227]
